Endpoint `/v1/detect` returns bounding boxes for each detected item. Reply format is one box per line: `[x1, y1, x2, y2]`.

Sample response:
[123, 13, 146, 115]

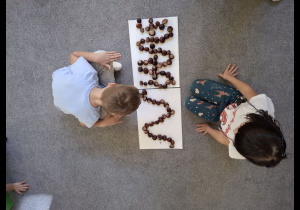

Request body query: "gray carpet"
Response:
[6, 0, 294, 209]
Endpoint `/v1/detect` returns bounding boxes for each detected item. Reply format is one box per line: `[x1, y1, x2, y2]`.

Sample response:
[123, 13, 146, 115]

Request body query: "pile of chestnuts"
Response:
[140, 89, 176, 148]
[136, 17, 176, 89]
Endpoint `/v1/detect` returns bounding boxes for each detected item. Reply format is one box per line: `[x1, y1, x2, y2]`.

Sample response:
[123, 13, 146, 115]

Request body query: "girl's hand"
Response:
[94, 51, 121, 70]
[217, 64, 239, 81]
[13, 181, 30, 195]
[196, 123, 212, 135]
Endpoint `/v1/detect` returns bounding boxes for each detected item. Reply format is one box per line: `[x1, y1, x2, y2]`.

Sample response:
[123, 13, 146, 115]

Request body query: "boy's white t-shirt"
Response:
[52, 57, 101, 128]
[219, 94, 275, 159]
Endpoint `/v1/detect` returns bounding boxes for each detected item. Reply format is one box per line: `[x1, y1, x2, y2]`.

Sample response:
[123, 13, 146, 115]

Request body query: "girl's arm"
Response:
[217, 64, 257, 101]
[196, 123, 229, 146]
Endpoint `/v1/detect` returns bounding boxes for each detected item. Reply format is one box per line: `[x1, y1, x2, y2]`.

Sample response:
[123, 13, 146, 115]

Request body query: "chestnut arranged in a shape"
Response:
[140, 89, 176, 148]
[136, 17, 176, 89]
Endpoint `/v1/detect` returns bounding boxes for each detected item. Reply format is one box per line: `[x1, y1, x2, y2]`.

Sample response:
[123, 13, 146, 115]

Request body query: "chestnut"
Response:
[165, 80, 170, 85]
[162, 18, 168, 25]
[172, 80, 176, 85]
[160, 71, 166, 76]
[155, 121, 159, 124]
[167, 107, 172, 112]
[152, 74, 158, 80]
[164, 33, 170, 39]
[147, 98, 152, 103]
[149, 44, 155, 49]
[157, 134, 162, 140]
[154, 25, 158, 29]
[169, 76, 174, 81]
[149, 29, 156, 36]
[137, 60, 143, 65]
[146, 37, 150, 42]
[150, 37, 154, 42]
[136, 23, 142, 28]
[137, 18, 141, 23]
[140, 81, 143, 85]
[167, 50, 171, 55]
[143, 82, 147, 86]
[145, 26, 150, 31]
[166, 113, 171, 118]
[139, 46, 144, 51]
[164, 102, 169, 108]
[153, 49, 158, 54]
[162, 114, 167, 119]
[167, 59, 172, 65]
[167, 26, 173, 32]
[144, 122, 149, 127]
[140, 28, 144, 33]
[169, 145, 174, 148]
[153, 55, 158, 60]
[160, 99, 165, 104]
[169, 32, 174, 37]
[136, 41, 140, 46]
[154, 82, 159, 86]
[144, 47, 149, 51]
[171, 110, 175, 115]
[162, 135, 167, 140]
[158, 117, 164, 122]
[152, 135, 157, 140]
[160, 37, 165, 43]
[138, 67, 143, 72]
[170, 140, 175, 145]
[166, 72, 171, 78]
[143, 60, 148, 65]
[148, 80, 154, 85]
[148, 18, 153, 23]
[156, 101, 160, 105]
[143, 68, 148, 74]
[159, 24, 165, 30]
[155, 21, 160, 26]
[150, 121, 155, 126]
[148, 58, 153, 64]
[148, 133, 153, 138]
[154, 37, 160, 43]
[149, 23, 154, 29]
[169, 54, 175, 59]
[142, 126, 147, 131]
[162, 50, 167, 56]
[143, 96, 147, 101]
[158, 84, 163, 89]
[149, 49, 153, 54]
[162, 62, 167, 67]
[162, 84, 167, 89]
[157, 47, 162, 53]
[148, 70, 153, 75]
[144, 130, 149, 134]
[152, 99, 156, 105]
[140, 38, 145, 44]
[142, 89, 147, 95]
[157, 63, 162, 68]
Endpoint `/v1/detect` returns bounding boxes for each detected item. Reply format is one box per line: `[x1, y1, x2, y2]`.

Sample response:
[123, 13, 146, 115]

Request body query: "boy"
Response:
[52, 50, 141, 128]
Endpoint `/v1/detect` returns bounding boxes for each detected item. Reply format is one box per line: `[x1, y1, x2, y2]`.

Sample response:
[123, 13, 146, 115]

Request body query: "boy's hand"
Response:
[94, 51, 121, 70]
[13, 181, 30, 195]
[196, 123, 212, 135]
[217, 64, 239, 81]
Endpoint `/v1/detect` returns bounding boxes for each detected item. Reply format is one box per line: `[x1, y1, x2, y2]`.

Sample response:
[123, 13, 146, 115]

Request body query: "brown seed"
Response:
[148, 58, 153, 64]
[171, 110, 175, 115]
[160, 71, 166, 75]
[149, 29, 156, 36]
[149, 18, 153, 23]
[169, 32, 174, 37]
[162, 19, 168, 25]
[157, 135, 162, 140]
[138, 67, 143, 72]
[169, 54, 175, 59]
[140, 38, 145, 44]
[148, 80, 154, 85]
[162, 62, 167, 67]
[143, 68, 148, 74]
[172, 80, 176, 85]
[153, 49, 158, 54]
[139, 46, 144, 51]
[145, 26, 150, 31]
[149, 23, 155, 29]
[148, 133, 153, 137]
[143, 60, 148, 65]
[149, 49, 153, 54]
[152, 74, 158, 80]
[162, 50, 167, 56]
[155, 21, 160, 26]
[154, 37, 159, 43]
[154, 82, 159, 86]
[140, 28, 144, 33]
[144, 47, 149, 51]
[142, 89, 147, 95]
[152, 135, 157, 140]
[165, 80, 170, 85]
[158, 84, 163, 89]
[167, 26, 173, 32]
[162, 84, 167, 89]
[148, 69, 153, 75]
[160, 37, 165, 43]
[169, 145, 174, 148]
[159, 24, 165, 30]
[146, 37, 150, 42]
[140, 81, 143, 85]
[144, 82, 147, 86]
[144, 130, 149, 134]
[136, 41, 140, 46]
[142, 126, 147, 131]
[137, 60, 143, 65]
[136, 23, 142, 28]
[164, 33, 170, 39]
[153, 55, 158, 60]
[137, 18, 141, 23]
[144, 122, 149, 128]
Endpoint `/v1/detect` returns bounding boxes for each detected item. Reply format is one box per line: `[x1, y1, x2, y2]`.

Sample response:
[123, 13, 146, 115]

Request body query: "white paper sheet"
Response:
[128, 16, 180, 88]
[137, 88, 183, 149]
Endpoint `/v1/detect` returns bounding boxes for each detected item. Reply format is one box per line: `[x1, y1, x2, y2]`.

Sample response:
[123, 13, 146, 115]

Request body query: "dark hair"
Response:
[101, 84, 141, 115]
[234, 110, 287, 167]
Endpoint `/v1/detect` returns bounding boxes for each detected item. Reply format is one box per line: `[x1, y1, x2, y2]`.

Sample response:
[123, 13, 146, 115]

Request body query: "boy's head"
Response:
[234, 110, 287, 168]
[100, 84, 141, 116]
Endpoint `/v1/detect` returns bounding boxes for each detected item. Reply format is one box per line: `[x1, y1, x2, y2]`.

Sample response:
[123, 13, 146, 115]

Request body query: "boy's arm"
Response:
[70, 51, 121, 69]
[217, 64, 257, 101]
[80, 113, 122, 128]
[196, 123, 229, 146]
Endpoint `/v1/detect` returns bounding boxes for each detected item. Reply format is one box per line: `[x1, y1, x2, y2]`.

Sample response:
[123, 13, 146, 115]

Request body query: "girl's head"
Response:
[234, 110, 287, 168]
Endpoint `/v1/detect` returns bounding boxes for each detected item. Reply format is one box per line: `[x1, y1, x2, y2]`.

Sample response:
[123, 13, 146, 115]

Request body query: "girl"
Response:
[185, 64, 287, 167]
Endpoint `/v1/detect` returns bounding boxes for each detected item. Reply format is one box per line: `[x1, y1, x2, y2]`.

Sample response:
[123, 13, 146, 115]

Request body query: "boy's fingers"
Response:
[104, 64, 111, 70]
[225, 64, 231, 71]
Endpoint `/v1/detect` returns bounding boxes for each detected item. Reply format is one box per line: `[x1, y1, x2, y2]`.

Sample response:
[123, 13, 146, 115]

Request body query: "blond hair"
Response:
[100, 84, 141, 115]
